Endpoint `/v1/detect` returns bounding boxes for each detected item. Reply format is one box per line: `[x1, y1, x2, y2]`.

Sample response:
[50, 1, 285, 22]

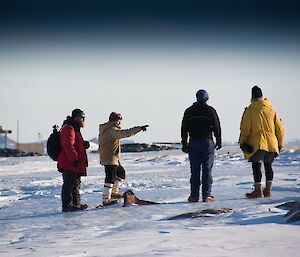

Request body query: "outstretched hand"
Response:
[141, 125, 149, 132]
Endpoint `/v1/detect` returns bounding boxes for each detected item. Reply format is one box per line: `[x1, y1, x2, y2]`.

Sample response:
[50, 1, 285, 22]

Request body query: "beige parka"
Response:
[98, 121, 142, 165]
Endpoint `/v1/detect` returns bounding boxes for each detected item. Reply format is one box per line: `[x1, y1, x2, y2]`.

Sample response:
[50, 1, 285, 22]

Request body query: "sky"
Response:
[0, 0, 300, 144]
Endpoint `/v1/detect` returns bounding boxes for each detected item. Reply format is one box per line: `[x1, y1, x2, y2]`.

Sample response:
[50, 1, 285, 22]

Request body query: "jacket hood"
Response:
[62, 116, 80, 131]
[99, 121, 120, 135]
[249, 98, 272, 109]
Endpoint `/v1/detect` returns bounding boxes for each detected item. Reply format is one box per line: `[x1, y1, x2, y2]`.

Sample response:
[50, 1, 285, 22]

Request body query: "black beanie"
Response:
[71, 109, 85, 118]
[251, 86, 263, 99]
[109, 112, 122, 121]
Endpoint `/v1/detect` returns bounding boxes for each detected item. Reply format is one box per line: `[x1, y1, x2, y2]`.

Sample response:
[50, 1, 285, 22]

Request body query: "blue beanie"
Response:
[196, 90, 209, 102]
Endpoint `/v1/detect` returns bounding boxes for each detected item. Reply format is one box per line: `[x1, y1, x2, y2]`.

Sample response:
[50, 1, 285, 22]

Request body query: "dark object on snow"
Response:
[276, 201, 300, 223]
[47, 125, 61, 161]
[122, 190, 159, 207]
[121, 143, 168, 152]
[240, 143, 253, 154]
[165, 208, 233, 220]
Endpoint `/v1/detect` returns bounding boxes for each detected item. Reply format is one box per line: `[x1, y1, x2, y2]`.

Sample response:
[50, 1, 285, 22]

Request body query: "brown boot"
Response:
[246, 183, 264, 199]
[263, 181, 272, 197]
[188, 196, 199, 202]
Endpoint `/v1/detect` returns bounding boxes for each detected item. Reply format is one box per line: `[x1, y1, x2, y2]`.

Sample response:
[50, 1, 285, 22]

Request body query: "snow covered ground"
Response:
[0, 148, 299, 257]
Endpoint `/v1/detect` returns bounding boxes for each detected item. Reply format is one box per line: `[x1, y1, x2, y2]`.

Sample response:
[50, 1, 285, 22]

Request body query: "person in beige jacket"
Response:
[239, 86, 284, 198]
[99, 112, 148, 206]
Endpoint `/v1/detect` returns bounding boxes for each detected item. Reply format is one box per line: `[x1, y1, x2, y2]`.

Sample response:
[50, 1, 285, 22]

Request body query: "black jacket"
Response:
[181, 102, 221, 146]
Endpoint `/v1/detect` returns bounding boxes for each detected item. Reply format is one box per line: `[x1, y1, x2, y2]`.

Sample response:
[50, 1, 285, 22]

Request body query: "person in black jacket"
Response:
[181, 89, 222, 202]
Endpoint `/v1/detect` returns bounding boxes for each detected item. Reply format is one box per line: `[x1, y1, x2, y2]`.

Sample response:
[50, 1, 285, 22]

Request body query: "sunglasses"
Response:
[79, 116, 85, 121]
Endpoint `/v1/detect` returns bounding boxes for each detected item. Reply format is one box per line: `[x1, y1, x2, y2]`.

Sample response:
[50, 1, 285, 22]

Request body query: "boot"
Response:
[103, 183, 118, 206]
[263, 181, 272, 197]
[245, 183, 264, 199]
[78, 204, 88, 210]
[111, 177, 123, 199]
[188, 196, 199, 202]
[62, 204, 83, 212]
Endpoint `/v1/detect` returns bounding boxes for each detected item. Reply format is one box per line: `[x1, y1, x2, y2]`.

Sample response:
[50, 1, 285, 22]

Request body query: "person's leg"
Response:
[103, 166, 118, 205]
[188, 141, 201, 202]
[72, 174, 81, 206]
[263, 162, 274, 197]
[61, 170, 77, 209]
[112, 165, 126, 199]
[246, 163, 263, 198]
[252, 163, 262, 183]
[201, 140, 215, 201]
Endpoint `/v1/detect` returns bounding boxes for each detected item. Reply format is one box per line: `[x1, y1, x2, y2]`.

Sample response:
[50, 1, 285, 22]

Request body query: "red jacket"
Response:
[57, 124, 88, 176]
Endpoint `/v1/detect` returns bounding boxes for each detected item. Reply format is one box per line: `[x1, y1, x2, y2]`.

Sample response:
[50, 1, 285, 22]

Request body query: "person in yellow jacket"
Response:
[98, 112, 148, 206]
[239, 86, 284, 198]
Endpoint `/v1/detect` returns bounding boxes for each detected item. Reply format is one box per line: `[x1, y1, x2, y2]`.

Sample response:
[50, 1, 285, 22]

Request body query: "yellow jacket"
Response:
[98, 121, 142, 165]
[239, 98, 284, 159]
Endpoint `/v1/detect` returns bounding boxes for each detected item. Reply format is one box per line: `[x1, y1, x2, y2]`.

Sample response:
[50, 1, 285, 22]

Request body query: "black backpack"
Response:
[47, 125, 61, 161]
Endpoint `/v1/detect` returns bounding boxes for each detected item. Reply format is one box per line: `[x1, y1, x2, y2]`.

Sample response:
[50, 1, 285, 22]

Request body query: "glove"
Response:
[240, 143, 253, 154]
[181, 145, 189, 153]
[215, 142, 222, 150]
[140, 125, 149, 132]
[84, 141, 90, 149]
[72, 160, 80, 168]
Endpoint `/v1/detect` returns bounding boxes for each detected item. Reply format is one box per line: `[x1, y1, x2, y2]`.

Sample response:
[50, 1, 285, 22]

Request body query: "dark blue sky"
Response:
[1, 0, 300, 35]
[1, 0, 300, 51]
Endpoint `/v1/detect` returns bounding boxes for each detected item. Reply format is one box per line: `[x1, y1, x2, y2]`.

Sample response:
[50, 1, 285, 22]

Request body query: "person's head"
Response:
[196, 89, 209, 103]
[251, 86, 263, 101]
[71, 108, 85, 127]
[109, 112, 122, 125]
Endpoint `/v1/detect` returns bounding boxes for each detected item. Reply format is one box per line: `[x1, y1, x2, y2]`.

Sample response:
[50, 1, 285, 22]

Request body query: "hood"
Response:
[99, 121, 120, 135]
[249, 98, 272, 109]
[62, 116, 80, 131]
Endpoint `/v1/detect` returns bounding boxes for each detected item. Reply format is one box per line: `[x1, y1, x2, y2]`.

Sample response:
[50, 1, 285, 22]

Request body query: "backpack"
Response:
[47, 125, 61, 161]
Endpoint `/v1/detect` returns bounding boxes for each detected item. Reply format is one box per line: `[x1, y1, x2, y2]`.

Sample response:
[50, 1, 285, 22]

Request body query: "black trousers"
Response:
[252, 163, 274, 183]
[104, 165, 126, 184]
[61, 170, 81, 208]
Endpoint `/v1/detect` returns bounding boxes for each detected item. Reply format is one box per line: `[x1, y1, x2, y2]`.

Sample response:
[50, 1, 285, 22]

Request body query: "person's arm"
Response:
[181, 110, 189, 152]
[239, 108, 251, 144]
[274, 113, 284, 151]
[211, 108, 222, 149]
[60, 125, 78, 162]
[110, 126, 143, 139]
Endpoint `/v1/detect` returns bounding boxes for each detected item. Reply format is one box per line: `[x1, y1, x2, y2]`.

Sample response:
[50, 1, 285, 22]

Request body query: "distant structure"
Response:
[17, 143, 44, 155]
[0, 125, 12, 148]
[152, 142, 182, 149]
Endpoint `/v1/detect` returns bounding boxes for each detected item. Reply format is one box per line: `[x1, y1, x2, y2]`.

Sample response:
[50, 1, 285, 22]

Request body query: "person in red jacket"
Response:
[57, 109, 89, 212]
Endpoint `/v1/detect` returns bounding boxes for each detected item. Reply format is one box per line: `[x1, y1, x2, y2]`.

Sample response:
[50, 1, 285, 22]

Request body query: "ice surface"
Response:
[0, 148, 299, 256]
